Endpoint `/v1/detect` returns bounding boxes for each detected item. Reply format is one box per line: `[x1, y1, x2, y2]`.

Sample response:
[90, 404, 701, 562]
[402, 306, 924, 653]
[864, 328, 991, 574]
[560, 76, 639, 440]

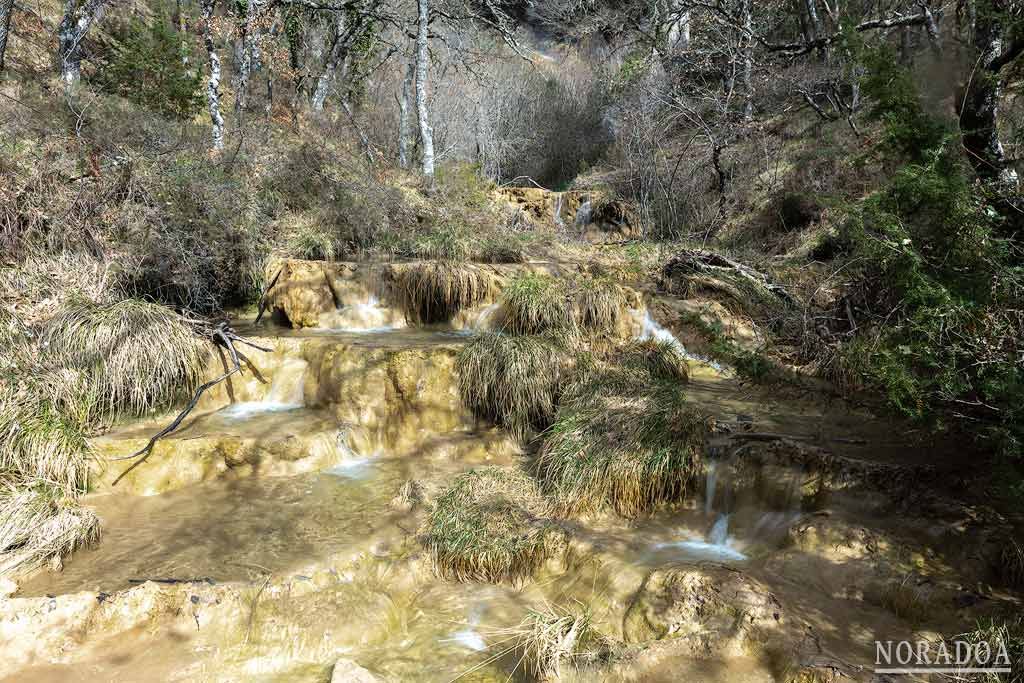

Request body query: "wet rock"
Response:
[623, 565, 784, 657]
[330, 658, 380, 682]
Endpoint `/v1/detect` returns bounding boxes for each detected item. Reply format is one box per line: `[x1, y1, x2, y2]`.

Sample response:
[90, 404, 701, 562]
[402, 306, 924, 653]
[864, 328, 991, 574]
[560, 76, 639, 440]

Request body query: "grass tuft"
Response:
[998, 538, 1024, 589]
[537, 365, 708, 516]
[422, 467, 560, 584]
[457, 333, 566, 439]
[0, 386, 92, 493]
[43, 298, 205, 421]
[617, 338, 690, 383]
[500, 273, 574, 335]
[494, 604, 608, 679]
[572, 276, 626, 333]
[391, 262, 493, 324]
[0, 481, 101, 578]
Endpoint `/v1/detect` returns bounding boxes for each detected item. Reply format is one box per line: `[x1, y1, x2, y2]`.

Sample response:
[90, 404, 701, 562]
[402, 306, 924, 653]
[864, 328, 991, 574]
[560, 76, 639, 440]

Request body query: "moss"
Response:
[422, 467, 560, 583]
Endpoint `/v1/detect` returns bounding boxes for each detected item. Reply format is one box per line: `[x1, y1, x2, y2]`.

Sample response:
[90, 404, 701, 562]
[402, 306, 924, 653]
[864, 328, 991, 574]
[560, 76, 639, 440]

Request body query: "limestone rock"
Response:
[331, 658, 381, 682]
[623, 565, 784, 657]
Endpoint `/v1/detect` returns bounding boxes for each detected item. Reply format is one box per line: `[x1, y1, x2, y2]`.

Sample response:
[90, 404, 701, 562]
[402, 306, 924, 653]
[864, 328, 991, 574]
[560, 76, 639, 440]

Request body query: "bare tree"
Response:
[397, 59, 414, 168]
[57, 0, 108, 90]
[0, 0, 13, 72]
[201, 0, 226, 150]
[312, 9, 346, 110]
[415, 0, 435, 177]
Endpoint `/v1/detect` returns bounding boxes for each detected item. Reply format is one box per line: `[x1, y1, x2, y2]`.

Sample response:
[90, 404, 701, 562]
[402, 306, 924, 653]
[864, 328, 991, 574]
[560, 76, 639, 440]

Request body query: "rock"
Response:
[330, 658, 380, 683]
[623, 565, 784, 657]
[0, 577, 18, 598]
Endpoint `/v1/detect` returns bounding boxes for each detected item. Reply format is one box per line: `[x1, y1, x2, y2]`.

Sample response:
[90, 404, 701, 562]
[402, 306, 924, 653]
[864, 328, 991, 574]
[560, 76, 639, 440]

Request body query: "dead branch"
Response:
[254, 267, 283, 324]
[110, 323, 271, 486]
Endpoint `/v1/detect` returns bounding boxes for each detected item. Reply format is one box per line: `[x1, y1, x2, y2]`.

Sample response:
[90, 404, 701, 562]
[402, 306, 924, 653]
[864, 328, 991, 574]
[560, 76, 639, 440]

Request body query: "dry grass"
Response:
[572, 276, 627, 333]
[0, 481, 101, 578]
[390, 262, 493, 324]
[0, 385, 92, 493]
[617, 339, 690, 383]
[493, 604, 608, 679]
[457, 333, 566, 439]
[999, 538, 1024, 589]
[873, 576, 933, 625]
[422, 467, 560, 584]
[500, 273, 574, 335]
[537, 367, 709, 517]
[42, 298, 206, 421]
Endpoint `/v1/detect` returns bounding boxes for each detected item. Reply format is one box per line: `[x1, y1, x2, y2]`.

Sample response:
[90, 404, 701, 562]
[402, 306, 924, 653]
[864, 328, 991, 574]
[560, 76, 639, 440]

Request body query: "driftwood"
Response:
[254, 267, 284, 324]
[662, 249, 796, 307]
[111, 323, 270, 486]
[128, 577, 217, 585]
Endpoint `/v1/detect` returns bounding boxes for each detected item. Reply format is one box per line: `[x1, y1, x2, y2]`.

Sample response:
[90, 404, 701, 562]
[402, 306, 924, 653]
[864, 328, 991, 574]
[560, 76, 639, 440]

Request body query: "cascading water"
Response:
[325, 428, 379, 479]
[444, 604, 487, 652]
[553, 193, 566, 230]
[634, 309, 725, 372]
[220, 359, 308, 418]
[655, 457, 747, 561]
[320, 293, 403, 332]
[574, 200, 592, 229]
[705, 461, 718, 516]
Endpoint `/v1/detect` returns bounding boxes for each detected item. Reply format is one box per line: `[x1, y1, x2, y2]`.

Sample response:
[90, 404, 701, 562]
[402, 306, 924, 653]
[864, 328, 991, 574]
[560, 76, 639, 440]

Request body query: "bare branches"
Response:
[110, 324, 271, 486]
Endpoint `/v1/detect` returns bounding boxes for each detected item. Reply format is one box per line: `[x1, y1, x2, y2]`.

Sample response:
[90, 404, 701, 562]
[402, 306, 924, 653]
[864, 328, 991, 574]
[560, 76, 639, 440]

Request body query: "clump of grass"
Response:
[617, 339, 689, 383]
[874, 576, 933, 625]
[477, 235, 525, 264]
[0, 481, 101, 577]
[953, 617, 1024, 683]
[391, 262, 493, 324]
[500, 273, 573, 335]
[572, 276, 626, 333]
[412, 225, 471, 261]
[998, 538, 1024, 589]
[537, 367, 709, 516]
[422, 467, 560, 583]
[0, 386, 92, 493]
[496, 605, 608, 679]
[457, 333, 566, 439]
[286, 224, 337, 261]
[42, 298, 206, 421]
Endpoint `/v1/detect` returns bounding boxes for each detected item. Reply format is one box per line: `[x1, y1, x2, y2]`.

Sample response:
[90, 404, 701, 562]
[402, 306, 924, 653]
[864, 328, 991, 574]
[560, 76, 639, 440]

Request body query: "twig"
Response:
[254, 267, 284, 324]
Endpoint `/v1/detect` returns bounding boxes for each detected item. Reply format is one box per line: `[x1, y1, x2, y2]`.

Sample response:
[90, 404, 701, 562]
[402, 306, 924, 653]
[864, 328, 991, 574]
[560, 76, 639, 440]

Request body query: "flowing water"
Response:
[9, 302, 981, 682]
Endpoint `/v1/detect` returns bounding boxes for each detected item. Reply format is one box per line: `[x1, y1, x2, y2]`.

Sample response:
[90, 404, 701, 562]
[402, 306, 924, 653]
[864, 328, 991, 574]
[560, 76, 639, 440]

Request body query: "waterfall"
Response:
[574, 200, 592, 229]
[470, 303, 500, 332]
[634, 309, 725, 372]
[553, 193, 566, 230]
[705, 461, 718, 516]
[220, 359, 307, 418]
[319, 293, 402, 332]
[708, 514, 730, 545]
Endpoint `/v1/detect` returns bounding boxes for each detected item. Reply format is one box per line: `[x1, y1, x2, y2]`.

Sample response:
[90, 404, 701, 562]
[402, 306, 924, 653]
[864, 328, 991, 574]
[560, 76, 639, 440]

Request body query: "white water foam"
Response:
[219, 359, 307, 418]
[442, 605, 487, 652]
[633, 309, 725, 372]
[705, 461, 718, 516]
[320, 294, 403, 333]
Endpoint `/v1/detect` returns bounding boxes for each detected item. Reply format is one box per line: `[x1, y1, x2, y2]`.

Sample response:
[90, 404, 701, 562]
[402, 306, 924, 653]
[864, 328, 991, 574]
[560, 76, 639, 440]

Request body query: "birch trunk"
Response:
[58, 0, 107, 90]
[311, 10, 345, 111]
[741, 0, 753, 122]
[235, 0, 258, 113]
[415, 0, 435, 178]
[398, 60, 414, 169]
[0, 0, 13, 72]
[201, 0, 225, 151]
[667, 8, 690, 51]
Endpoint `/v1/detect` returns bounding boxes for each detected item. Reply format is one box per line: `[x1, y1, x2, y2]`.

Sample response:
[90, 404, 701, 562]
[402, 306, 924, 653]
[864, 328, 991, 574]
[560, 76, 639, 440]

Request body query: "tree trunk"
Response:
[0, 0, 14, 72]
[667, 2, 689, 51]
[415, 0, 435, 178]
[311, 9, 345, 111]
[398, 59, 414, 169]
[741, 0, 753, 122]
[803, 0, 826, 59]
[201, 0, 225, 151]
[235, 0, 258, 113]
[58, 0, 107, 90]
[960, 1, 1021, 188]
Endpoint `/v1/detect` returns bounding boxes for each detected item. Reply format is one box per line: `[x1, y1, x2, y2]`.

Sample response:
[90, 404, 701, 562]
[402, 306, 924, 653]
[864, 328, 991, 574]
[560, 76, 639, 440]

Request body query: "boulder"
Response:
[331, 658, 381, 682]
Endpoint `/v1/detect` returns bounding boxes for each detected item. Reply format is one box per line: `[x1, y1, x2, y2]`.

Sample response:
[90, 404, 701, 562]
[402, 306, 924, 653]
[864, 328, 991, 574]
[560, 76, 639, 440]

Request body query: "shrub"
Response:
[457, 333, 566, 439]
[390, 262, 492, 324]
[91, 18, 204, 120]
[538, 366, 709, 516]
[422, 467, 560, 583]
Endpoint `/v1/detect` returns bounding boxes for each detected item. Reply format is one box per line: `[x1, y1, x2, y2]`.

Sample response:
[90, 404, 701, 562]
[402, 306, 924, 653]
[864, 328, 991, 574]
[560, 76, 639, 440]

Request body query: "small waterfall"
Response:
[470, 303, 500, 332]
[320, 293, 402, 332]
[220, 359, 307, 418]
[704, 461, 718, 516]
[325, 429, 378, 479]
[708, 514, 730, 546]
[574, 200, 592, 229]
[553, 193, 566, 230]
[634, 309, 725, 372]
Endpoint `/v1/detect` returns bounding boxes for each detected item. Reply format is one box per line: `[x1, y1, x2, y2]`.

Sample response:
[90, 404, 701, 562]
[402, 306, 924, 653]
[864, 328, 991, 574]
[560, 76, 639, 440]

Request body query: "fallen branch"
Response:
[254, 267, 284, 324]
[111, 323, 270, 486]
[732, 431, 868, 445]
[662, 249, 797, 308]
